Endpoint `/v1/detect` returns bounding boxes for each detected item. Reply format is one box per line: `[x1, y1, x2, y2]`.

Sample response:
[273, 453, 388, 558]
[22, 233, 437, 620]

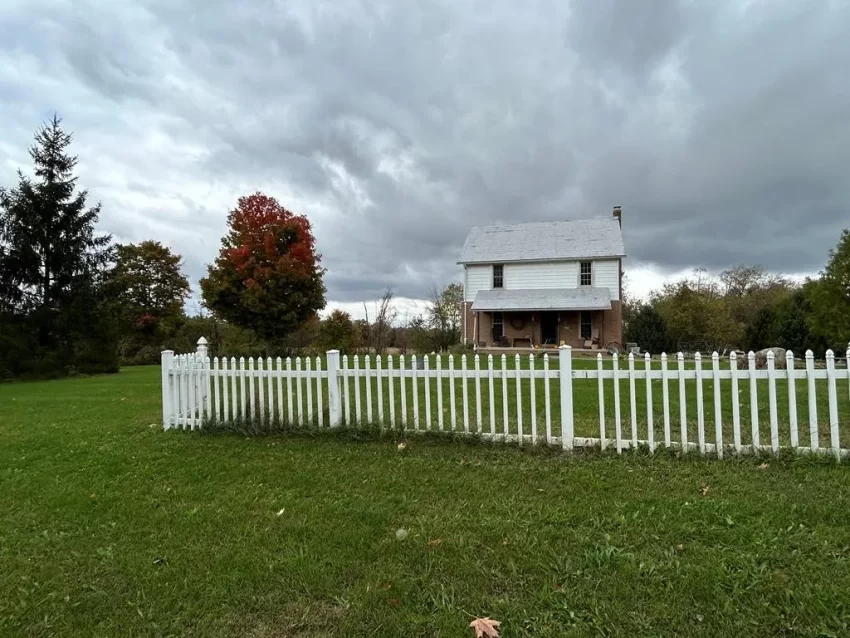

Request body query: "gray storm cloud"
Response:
[1, 0, 848, 303]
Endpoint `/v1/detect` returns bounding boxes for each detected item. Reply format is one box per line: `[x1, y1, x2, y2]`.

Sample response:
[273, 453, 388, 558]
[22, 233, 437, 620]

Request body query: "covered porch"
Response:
[469, 288, 612, 351]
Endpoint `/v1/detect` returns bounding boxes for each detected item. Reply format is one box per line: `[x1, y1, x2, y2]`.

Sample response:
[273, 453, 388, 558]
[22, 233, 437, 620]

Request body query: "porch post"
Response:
[473, 312, 479, 348]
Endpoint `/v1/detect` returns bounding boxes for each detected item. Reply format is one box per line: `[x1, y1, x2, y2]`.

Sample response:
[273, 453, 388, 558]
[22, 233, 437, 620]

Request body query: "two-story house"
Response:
[459, 207, 625, 351]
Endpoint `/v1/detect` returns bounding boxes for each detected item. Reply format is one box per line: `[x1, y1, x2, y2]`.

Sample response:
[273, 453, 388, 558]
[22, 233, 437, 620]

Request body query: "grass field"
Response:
[3, 366, 850, 637]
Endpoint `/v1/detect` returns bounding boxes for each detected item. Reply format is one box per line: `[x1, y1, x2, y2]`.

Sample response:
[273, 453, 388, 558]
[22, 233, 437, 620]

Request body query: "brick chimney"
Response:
[612, 205, 622, 227]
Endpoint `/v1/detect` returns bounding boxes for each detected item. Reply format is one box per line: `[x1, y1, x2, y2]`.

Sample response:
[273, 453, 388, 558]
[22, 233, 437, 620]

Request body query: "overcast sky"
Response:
[2, 0, 848, 319]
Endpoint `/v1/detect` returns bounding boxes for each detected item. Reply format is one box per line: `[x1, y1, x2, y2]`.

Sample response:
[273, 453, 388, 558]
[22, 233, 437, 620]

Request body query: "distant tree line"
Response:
[625, 237, 850, 357]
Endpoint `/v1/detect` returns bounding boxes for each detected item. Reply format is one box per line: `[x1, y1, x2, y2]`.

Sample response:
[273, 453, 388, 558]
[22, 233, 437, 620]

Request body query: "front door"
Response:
[541, 312, 558, 344]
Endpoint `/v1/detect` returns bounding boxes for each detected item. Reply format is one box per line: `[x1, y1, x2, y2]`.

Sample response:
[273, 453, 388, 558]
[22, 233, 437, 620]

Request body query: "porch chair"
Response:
[583, 328, 600, 350]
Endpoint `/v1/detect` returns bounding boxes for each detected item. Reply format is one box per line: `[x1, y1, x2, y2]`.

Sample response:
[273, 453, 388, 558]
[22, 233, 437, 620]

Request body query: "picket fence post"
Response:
[558, 345, 574, 450]
[326, 349, 342, 427]
[196, 337, 209, 421]
[161, 349, 174, 429]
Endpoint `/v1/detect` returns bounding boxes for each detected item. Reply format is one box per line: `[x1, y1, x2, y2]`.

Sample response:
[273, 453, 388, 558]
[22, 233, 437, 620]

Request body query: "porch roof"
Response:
[471, 288, 612, 312]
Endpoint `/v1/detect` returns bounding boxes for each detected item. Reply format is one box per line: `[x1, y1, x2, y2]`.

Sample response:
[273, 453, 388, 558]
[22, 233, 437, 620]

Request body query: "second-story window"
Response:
[580, 261, 592, 286]
[493, 264, 504, 288]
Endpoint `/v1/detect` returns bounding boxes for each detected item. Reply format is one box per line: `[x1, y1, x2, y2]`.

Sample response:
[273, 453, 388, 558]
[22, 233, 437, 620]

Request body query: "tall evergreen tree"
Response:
[0, 115, 113, 315]
[0, 115, 117, 376]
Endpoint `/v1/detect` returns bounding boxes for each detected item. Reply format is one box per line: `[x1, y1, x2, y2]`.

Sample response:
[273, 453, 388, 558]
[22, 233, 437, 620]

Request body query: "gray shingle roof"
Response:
[471, 288, 612, 312]
[458, 217, 625, 264]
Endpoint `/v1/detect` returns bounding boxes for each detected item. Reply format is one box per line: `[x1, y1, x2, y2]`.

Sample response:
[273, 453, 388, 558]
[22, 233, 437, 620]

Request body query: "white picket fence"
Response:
[161, 338, 850, 460]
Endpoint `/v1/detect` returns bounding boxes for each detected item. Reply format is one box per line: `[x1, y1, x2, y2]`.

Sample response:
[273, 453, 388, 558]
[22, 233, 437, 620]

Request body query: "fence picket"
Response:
[678, 353, 687, 450]
[412, 355, 419, 431]
[376, 356, 384, 425]
[748, 351, 759, 449]
[827, 350, 840, 459]
[400, 355, 407, 429]
[695, 353, 706, 454]
[315, 356, 324, 427]
[185, 356, 193, 428]
[185, 357, 194, 429]
[235, 357, 245, 422]
[627, 354, 637, 448]
[286, 357, 294, 424]
[305, 357, 313, 425]
[645, 353, 654, 452]
[545, 354, 553, 445]
[424, 356, 431, 430]
[248, 357, 256, 422]
[353, 355, 361, 425]
[461, 355, 469, 433]
[341, 356, 349, 425]
[436, 355, 443, 431]
[239, 357, 247, 422]
[597, 353, 606, 450]
[257, 357, 266, 422]
[222, 357, 230, 422]
[186, 356, 195, 429]
[515, 354, 523, 445]
[767, 352, 779, 453]
[214, 357, 221, 423]
[613, 353, 623, 453]
[488, 355, 496, 436]
[388, 355, 396, 426]
[266, 357, 274, 424]
[365, 355, 373, 424]
[712, 352, 723, 459]
[296, 358, 304, 424]
[204, 356, 212, 420]
[529, 354, 537, 444]
[192, 355, 199, 428]
[730, 352, 741, 453]
[806, 350, 818, 449]
[661, 353, 670, 448]
[501, 354, 509, 439]
[275, 357, 283, 425]
[475, 355, 483, 434]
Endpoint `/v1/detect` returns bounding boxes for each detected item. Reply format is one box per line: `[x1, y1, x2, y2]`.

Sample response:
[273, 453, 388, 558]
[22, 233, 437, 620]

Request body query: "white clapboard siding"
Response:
[161, 339, 850, 462]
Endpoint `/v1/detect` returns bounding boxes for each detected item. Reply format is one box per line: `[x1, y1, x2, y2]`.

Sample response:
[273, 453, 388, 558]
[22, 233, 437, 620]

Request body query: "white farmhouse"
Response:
[459, 207, 626, 351]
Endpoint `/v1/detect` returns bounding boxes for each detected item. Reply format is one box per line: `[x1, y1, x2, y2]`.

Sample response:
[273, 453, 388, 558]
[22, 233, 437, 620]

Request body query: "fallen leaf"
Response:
[700, 484, 710, 496]
[395, 528, 408, 541]
[427, 538, 443, 546]
[469, 617, 501, 637]
[397, 442, 407, 452]
[276, 508, 285, 516]
[758, 462, 769, 470]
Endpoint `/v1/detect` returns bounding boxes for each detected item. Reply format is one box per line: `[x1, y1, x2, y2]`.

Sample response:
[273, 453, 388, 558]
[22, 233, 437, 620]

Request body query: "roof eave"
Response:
[458, 253, 626, 265]
[471, 304, 612, 312]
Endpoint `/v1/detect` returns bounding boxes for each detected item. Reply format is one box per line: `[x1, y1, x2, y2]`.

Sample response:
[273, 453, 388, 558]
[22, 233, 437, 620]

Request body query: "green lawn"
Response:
[2, 366, 850, 637]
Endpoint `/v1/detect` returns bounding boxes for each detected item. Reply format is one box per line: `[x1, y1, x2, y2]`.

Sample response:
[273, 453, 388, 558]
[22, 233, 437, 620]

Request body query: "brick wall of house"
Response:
[601, 301, 623, 347]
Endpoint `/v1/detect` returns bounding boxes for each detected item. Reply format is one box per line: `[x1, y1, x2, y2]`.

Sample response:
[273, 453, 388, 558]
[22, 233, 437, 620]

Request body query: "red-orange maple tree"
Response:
[200, 192, 326, 343]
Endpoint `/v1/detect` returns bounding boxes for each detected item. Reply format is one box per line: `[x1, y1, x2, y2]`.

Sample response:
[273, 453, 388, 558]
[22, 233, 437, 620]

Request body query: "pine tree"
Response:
[0, 115, 117, 376]
[0, 114, 113, 314]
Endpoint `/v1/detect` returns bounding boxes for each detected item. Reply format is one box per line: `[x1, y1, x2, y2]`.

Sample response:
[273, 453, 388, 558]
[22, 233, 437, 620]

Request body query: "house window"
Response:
[492, 264, 504, 289]
[492, 312, 504, 340]
[580, 261, 592, 286]
[580, 311, 592, 340]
